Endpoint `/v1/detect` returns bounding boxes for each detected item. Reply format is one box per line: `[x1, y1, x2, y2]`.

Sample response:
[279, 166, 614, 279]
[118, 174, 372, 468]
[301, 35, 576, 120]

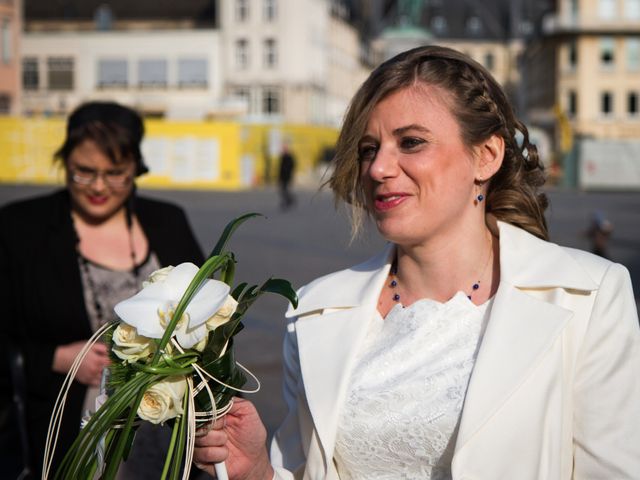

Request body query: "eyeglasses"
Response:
[68, 165, 134, 189]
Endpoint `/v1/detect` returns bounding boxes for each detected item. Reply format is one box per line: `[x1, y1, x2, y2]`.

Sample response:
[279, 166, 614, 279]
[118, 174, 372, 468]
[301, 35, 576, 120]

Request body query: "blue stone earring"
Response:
[475, 179, 485, 204]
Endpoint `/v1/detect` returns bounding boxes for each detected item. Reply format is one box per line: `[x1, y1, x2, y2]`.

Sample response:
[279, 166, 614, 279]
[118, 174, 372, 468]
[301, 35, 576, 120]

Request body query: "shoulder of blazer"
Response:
[135, 195, 204, 266]
[497, 220, 602, 292]
[286, 244, 394, 318]
[0, 189, 72, 241]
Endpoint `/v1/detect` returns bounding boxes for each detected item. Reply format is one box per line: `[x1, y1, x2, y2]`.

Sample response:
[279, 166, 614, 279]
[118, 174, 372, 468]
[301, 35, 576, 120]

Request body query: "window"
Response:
[264, 38, 277, 68]
[264, 0, 277, 21]
[236, 0, 248, 21]
[178, 58, 207, 88]
[22, 57, 39, 90]
[598, 0, 617, 19]
[1, 18, 11, 64]
[568, 90, 577, 116]
[431, 16, 447, 35]
[466, 16, 483, 36]
[568, 40, 578, 69]
[98, 59, 128, 88]
[569, 0, 579, 18]
[236, 39, 248, 69]
[600, 37, 615, 68]
[47, 57, 74, 90]
[234, 86, 251, 111]
[601, 91, 613, 115]
[484, 52, 495, 71]
[628, 92, 638, 114]
[0, 93, 9, 114]
[627, 38, 640, 70]
[262, 86, 280, 114]
[624, 0, 640, 18]
[138, 59, 167, 88]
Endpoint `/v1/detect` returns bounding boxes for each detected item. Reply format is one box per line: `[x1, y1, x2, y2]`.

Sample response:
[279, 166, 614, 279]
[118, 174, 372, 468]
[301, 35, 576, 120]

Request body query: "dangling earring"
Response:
[475, 179, 485, 205]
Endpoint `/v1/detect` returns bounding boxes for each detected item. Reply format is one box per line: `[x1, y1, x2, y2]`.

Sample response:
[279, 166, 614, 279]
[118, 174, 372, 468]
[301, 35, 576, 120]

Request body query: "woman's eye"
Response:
[400, 137, 425, 150]
[358, 145, 378, 162]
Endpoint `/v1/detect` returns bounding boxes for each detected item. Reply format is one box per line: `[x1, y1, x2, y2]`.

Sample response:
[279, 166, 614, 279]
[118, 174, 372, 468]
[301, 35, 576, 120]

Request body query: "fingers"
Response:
[194, 429, 229, 467]
[91, 342, 110, 356]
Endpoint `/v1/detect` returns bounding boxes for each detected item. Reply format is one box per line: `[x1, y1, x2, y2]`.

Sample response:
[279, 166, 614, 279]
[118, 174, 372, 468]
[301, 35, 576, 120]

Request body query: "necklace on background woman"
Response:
[72, 214, 139, 328]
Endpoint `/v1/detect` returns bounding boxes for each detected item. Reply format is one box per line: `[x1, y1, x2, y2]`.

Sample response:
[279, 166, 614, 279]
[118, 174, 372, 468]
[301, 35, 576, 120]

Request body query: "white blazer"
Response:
[270, 221, 640, 480]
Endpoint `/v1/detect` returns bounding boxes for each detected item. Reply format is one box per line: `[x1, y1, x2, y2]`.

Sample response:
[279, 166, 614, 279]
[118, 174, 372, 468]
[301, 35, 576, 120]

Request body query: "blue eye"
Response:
[400, 137, 425, 150]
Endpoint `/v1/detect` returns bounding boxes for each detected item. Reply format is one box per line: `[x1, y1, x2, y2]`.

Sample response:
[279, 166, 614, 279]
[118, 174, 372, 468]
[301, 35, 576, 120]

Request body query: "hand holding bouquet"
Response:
[43, 214, 297, 480]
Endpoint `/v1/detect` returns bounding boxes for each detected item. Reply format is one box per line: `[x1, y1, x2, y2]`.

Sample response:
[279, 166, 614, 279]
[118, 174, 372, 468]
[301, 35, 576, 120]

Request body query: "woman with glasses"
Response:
[0, 101, 204, 477]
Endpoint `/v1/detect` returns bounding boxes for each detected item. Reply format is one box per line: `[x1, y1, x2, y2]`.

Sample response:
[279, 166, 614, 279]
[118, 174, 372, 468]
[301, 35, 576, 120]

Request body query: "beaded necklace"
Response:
[389, 242, 493, 304]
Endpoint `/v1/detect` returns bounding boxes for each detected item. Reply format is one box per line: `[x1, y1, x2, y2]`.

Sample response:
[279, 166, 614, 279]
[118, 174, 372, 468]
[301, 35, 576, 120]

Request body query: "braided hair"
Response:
[329, 45, 548, 240]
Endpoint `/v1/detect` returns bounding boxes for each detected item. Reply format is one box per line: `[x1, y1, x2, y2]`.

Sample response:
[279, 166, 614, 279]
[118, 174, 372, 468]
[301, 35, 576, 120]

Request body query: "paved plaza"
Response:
[2, 183, 639, 477]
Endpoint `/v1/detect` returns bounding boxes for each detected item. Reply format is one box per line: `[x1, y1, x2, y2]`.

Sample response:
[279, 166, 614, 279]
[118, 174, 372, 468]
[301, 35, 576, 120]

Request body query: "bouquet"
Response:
[43, 213, 297, 480]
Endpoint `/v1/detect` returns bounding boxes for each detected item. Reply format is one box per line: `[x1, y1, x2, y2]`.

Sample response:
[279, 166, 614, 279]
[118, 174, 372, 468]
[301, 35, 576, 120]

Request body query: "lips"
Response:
[373, 192, 408, 212]
[87, 195, 109, 206]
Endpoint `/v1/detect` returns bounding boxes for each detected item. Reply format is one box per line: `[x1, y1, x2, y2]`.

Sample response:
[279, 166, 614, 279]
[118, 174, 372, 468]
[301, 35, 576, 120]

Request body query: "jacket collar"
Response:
[289, 220, 596, 318]
[285, 244, 394, 318]
[495, 219, 597, 291]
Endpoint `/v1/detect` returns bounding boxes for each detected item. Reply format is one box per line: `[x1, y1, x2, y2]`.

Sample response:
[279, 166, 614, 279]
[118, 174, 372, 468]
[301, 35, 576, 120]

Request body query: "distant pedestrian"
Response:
[278, 145, 296, 210]
[587, 210, 614, 259]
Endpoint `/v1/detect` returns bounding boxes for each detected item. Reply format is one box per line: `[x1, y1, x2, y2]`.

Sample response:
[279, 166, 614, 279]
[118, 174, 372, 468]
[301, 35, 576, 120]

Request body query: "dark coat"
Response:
[0, 189, 203, 476]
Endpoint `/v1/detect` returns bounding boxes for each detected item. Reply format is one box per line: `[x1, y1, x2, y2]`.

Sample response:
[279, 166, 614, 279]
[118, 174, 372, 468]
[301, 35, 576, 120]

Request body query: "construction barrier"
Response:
[0, 117, 338, 190]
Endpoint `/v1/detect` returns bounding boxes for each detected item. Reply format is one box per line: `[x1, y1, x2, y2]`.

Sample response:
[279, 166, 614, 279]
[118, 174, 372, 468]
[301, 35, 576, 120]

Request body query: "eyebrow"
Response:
[359, 124, 431, 144]
[392, 124, 430, 136]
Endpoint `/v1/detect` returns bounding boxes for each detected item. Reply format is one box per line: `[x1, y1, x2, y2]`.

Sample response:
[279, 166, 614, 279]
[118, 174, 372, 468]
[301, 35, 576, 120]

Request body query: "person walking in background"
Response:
[193, 45, 640, 479]
[278, 144, 296, 210]
[0, 101, 204, 478]
[587, 210, 614, 259]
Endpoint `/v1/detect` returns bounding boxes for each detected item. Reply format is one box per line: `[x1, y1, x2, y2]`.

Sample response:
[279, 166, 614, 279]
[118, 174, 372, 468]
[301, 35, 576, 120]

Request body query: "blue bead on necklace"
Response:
[389, 258, 485, 303]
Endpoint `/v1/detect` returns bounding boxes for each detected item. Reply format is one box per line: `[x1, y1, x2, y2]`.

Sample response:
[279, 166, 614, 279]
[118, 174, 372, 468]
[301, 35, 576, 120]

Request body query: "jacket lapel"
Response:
[454, 221, 597, 456]
[289, 246, 394, 468]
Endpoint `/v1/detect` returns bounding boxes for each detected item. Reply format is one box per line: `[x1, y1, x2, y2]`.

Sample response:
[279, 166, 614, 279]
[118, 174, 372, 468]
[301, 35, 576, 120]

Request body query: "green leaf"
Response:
[230, 282, 248, 300]
[208, 213, 263, 258]
[260, 278, 299, 309]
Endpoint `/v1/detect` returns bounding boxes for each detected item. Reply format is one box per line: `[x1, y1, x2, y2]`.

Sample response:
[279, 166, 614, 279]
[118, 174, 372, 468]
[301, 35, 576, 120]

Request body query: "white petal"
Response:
[114, 288, 169, 339]
[184, 280, 230, 328]
[163, 263, 202, 297]
[175, 321, 209, 349]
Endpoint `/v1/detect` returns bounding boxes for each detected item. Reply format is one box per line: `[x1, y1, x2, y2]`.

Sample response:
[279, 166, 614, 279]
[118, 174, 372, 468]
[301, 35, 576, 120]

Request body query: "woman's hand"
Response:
[194, 397, 274, 480]
[52, 341, 110, 386]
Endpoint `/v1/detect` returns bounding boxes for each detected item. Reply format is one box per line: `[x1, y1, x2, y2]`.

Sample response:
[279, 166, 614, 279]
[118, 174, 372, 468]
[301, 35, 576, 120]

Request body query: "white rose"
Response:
[206, 295, 238, 331]
[142, 266, 174, 288]
[137, 376, 187, 424]
[112, 323, 155, 363]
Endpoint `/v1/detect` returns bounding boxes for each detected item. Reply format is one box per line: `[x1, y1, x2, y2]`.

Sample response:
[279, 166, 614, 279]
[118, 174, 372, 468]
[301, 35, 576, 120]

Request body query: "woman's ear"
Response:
[476, 134, 504, 180]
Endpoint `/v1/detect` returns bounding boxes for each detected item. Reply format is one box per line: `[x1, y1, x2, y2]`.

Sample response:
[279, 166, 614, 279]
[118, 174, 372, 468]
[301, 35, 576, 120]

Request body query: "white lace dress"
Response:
[333, 291, 493, 480]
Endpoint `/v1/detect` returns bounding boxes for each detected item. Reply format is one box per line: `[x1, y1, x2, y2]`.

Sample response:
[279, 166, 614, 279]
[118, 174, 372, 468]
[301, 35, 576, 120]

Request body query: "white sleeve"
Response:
[270, 319, 308, 480]
[573, 262, 640, 479]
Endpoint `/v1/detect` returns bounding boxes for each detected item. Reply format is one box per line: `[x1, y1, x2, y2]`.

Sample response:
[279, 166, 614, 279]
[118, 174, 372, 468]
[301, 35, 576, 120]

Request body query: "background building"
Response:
[530, 0, 640, 188]
[0, 0, 21, 115]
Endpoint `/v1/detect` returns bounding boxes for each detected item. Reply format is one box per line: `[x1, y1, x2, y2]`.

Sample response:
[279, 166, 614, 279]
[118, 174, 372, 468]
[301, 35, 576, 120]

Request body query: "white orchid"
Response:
[114, 263, 231, 349]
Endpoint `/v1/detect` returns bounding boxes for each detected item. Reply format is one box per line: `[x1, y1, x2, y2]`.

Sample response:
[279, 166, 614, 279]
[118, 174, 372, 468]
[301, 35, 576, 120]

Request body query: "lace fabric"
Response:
[334, 292, 493, 480]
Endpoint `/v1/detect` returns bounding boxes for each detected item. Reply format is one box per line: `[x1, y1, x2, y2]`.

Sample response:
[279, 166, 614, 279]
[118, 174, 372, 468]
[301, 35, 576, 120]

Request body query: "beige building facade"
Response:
[549, 0, 640, 139]
[220, 0, 370, 126]
[21, 29, 223, 119]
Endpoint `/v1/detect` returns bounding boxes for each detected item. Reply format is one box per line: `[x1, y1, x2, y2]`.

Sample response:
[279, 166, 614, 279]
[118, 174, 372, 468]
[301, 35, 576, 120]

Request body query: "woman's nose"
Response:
[366, 146, 399, 182]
